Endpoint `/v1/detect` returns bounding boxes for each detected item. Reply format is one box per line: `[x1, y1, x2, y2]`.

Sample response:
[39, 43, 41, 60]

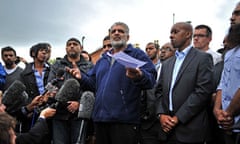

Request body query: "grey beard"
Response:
[111, 40, 126, 49]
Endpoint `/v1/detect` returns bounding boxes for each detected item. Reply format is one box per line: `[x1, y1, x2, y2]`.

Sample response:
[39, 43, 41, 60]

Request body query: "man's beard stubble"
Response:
[5, 61, 15, 68]
[68, 52, 79, 59]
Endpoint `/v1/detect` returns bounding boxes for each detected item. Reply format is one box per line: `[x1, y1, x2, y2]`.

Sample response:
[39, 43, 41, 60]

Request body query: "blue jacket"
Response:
[0, 62, 6, 90]
[81, 44, 156, 124]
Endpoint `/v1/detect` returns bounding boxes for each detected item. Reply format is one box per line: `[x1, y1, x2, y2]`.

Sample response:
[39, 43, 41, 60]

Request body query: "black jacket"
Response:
[47, 55, 94, 120]
[20, 62, 50, 101]
[17, 62, 50, 133]
[16, 118, 50, 144]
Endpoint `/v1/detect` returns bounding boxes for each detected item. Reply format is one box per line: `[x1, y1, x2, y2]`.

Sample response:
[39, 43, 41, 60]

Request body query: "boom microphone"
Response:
[55, 78, 80, 102]
[76, 91, 95, 144]
[2, 80, 28, 113]
[78, 91, 95, 119]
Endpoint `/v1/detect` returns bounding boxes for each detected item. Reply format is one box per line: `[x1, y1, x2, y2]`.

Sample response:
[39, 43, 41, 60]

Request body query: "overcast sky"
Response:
[0, 0, 237, 62]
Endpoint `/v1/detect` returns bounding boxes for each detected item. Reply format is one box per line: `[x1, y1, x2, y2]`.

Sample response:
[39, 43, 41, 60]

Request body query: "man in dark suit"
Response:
[155, 22, 213, 144]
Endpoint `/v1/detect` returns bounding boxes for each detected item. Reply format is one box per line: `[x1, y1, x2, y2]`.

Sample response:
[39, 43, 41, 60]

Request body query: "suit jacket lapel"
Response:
[175, 47, 196, 83]
[167, 56, 176, 90]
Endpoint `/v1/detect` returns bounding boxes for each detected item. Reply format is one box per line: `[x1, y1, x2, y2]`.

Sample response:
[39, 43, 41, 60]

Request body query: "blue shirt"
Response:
[33, 63, 49, 95]
[169, 45, 192, 111]
[155, 59, 161, 81]
[218, 46, 240, 127]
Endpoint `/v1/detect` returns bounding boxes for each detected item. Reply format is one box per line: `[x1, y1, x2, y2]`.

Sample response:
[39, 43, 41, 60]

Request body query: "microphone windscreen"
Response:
[78, 91, 95, 119]
[55, 78, 80, 102]
[2, 80, 28, 113]
[56, 68, 65, 78]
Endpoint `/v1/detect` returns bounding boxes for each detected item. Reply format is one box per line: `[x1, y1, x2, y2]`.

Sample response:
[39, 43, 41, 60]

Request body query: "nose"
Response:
[161, 49, 166, 52]
[0, 103, 6, 112]
[3, 104, 6, 110]
[42, 50, 47, 54]
[170, 32, 175, 39]
[230, 14, 236, 22]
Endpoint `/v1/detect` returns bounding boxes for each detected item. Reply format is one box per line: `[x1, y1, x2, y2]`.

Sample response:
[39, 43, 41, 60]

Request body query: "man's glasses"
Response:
[193, 34, 208, 38]
[160, 47, 173, 51]
[110, 29, 125, 34]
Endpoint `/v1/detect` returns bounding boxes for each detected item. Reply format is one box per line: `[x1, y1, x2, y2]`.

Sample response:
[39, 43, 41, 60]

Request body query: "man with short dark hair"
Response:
[193, 24, 221, 65]
[156, 22, 213, 144]
[159, 42, 175, 62]
[102, 35, 112, 54]
[47, 37, 94, 144]
[1, 46, 23, 92]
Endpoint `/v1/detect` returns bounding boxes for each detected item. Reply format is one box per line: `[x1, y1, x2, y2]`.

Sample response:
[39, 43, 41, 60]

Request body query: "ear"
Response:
[127, 35, 130, 41]
[186, 32, 192, 39]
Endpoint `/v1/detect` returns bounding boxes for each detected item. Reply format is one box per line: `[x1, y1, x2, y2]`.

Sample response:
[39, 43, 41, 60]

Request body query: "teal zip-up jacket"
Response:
[81, 44, 156, 124]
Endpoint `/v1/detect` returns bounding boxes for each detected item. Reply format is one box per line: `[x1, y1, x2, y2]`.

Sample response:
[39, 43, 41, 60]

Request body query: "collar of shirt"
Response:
[32, 63, 50, 71]
[155, 59, 161, 70]
[175, 45, 192, 59]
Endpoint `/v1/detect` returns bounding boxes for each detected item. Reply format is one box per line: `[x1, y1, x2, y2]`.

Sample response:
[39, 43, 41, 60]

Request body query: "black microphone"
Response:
[35, 68, 66, 112]
[37, 78, 80, 113]
[2, 80, 29, 113]
[55, 78, 80, 103]
[78, 91, 95, 119]
[41, 68, 65, 96]
[76, 91, 95, 144]
[56, 68, 65, 78]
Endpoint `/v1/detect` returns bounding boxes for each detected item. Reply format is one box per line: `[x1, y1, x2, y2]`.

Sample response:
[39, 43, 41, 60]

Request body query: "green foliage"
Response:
[48, 58, 56, 64]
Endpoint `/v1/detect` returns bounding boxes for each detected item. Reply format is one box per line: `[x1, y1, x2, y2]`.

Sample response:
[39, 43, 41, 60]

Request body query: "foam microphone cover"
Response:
[2, 80, 29, 113]
[78, 91, 95, 119]
[56, 68, 65, 78]
[55, 78, 80, 102]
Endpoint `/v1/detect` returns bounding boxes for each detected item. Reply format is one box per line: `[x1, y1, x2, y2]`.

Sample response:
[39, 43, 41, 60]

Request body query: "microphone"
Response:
[2, 80, 28, 113]
[78, 91, 95, 119]
[76, 91, 95, 144]
[56, 68, 65, 78]
[36, 78, 80, 113]
[55, 78, 80, 103]
[41, 68, 65, 96]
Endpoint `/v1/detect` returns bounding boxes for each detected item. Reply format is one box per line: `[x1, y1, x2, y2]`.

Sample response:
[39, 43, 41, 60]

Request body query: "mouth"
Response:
[112, 36, 121, 41]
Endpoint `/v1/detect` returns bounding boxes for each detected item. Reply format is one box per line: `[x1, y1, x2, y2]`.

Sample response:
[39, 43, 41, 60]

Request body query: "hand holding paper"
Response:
[126, 67, 142, 79]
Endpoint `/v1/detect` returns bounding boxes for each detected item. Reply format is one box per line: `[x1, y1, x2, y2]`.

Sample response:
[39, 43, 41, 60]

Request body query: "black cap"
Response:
[66, 38, 81, 46]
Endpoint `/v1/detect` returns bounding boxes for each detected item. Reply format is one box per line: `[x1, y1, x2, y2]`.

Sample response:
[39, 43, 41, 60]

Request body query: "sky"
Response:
[0, 0, 238, 62]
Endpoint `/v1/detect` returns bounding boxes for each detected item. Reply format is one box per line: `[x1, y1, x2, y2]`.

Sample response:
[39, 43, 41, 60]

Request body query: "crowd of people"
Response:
[1, 1, 240, 144]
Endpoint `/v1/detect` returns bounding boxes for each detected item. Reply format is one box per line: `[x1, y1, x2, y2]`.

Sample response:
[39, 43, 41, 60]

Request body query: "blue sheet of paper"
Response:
[108, 51, 146, 68]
